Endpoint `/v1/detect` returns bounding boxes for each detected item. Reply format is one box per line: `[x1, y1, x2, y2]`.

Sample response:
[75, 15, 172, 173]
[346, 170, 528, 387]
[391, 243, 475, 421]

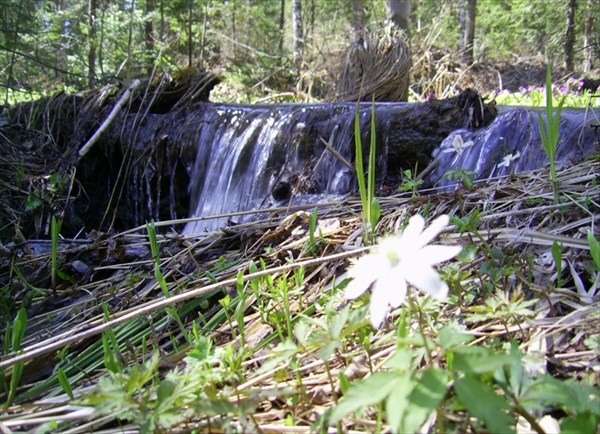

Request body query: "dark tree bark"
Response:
[583, 0, 594, 71]
[88, 0, 98, 88]
[160, 0, 165, 42]
[188, 0, 194, 67]
[98, 3, 105, 77]
[460, 0, 476, 64]
[307, 0, 315, 46]
[564, 0, 576, 72]
[292, 0, 303, 70]
[387, 0, 411, 36]
[126, 0, 135, 80]
[352, 0, 366, 36]
[55, 0, 69, 83]
[144, 0, 155, 75]
[200, 0, 208, 65]
[278, 0, 285, 54]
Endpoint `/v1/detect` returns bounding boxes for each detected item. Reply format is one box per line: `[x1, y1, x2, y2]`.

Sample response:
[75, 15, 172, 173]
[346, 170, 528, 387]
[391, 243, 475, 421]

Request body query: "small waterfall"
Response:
[180, 103, 597, 235]
[183, 104, 366, 234]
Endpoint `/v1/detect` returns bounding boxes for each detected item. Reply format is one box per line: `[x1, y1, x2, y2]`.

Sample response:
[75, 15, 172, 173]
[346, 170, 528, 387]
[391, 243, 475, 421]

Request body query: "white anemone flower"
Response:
[443, 134, 474, 156]
[498, 151, 521, 168]
[344, 214, 462, 329]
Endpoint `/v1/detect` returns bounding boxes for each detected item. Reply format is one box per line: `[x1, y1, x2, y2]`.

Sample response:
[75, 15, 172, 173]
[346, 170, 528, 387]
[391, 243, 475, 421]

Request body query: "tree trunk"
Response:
[88, 0, 98, 88]
[278, 0, 285, 54]
[55, 0, 68, 84]
[387, 0, 411, 36]
[352, 0, 366, 37]
[583, 0, 594, 71]
[160, 0, 165, 42]
[307, 0, 315, 46]
[564, 0, 576, 72]
[188, 0, 194, 67]
[145, 0, 155, 75]
[292, 0, 303, 70]
[231, 0, 237, 57]
[200, 0, 208, 65]
[98, 4, 105, 77]
[460, 0, 476, 64]
[126, 0, 135, 80]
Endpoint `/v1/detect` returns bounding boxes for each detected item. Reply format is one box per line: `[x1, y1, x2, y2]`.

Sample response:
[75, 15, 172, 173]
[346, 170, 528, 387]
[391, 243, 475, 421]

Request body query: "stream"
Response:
[177, 103, 597, 235]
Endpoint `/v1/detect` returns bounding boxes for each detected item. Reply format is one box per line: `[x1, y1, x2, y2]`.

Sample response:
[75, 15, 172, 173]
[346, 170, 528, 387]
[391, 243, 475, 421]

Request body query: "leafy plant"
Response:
[354, 102, 381, 243]
[538, 64, 566, 203]
[552, 240, 565, 287]
[146, 220, 189, 343]
[444, 169, 477, 191]
[588, 230, 600, 272]
[2, 308, 27, 407]
[397, 164, 424, 198]
[50, 215, 61, 291]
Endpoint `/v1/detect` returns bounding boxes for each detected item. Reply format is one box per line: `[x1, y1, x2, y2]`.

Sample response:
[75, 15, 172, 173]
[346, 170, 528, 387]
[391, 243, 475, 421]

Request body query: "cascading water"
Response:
[182, 103, 408, 235]
[428, 106, 598, 187]
[181, 102, 597, 235]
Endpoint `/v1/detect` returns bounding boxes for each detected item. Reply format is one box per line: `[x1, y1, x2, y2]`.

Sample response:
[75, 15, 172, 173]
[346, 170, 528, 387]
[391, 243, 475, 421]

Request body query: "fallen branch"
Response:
[77, 78, 142, 160]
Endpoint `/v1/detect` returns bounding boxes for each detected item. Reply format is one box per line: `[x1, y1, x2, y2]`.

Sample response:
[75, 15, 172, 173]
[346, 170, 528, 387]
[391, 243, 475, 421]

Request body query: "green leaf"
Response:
[371, 198, 381, 229]
[385, 374, 414, 430]
[452, 346, 511, 374]
[255, 339, 298, 375]
[338, 372, 351, 395]
[157, 379, 176, 404]
[525, 376, 600, 416]
[454, 374, 514, 434]
[329, 371, 400, 424]
[57, 368, 74, 399]
[385, 347, 413, 371]
[561, 413, 598, 434]
[438, 325, 473, 350]
[11, 308, 27, 352]
[587, 230, 600, 271]
[401, 368, 449, 433]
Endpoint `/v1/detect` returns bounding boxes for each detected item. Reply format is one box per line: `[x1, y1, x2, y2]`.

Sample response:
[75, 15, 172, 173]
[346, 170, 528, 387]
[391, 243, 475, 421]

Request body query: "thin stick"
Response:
[77, 78, 142, 160]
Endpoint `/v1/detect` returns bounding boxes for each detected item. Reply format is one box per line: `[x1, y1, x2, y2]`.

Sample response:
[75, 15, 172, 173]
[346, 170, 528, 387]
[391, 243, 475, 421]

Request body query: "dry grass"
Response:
[335, 25, 411, 102]
[0, 156, 598, 432]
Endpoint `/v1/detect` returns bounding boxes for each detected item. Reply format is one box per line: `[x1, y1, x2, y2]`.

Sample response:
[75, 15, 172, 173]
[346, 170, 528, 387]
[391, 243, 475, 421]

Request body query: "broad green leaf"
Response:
[452, 346, 511, 374]
[525, 376, 600, 415]
[255, 339, 298, 375]
[438, 326, 473, 350]
[454, 374, 514, 434]
[156, 379, 177, 407]
[385, 374, 414, 431]
[401, 368, 449, 433]
[329, 371, 400, 424]
[385, 347, 413, 371]
[561, 413, 598, 434]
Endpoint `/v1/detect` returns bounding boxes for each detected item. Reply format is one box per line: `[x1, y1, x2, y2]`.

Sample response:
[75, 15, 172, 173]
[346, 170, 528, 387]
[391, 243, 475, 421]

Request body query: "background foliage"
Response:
[1, 0, 598, 104]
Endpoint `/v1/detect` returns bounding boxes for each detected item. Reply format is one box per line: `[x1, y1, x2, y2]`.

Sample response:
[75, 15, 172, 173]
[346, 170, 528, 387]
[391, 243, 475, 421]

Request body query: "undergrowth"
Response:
[0, 157, 598, 433]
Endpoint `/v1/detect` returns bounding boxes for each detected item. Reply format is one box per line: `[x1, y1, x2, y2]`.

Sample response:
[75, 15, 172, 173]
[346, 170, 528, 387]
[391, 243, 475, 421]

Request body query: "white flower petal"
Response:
[418, 244, 462, 265]
[369, 282, 391, 328]
[417, 215, 450, 248]
[344, 255, 383, 299]
[404, 265, 449, 300]
[401, 214, 425, 244]
[374, 269, 407, 309]
[388, 276, 407, 308]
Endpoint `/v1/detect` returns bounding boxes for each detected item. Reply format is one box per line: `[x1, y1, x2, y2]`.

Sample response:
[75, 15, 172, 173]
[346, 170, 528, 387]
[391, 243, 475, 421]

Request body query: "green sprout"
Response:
[538, 64, 565, 203]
